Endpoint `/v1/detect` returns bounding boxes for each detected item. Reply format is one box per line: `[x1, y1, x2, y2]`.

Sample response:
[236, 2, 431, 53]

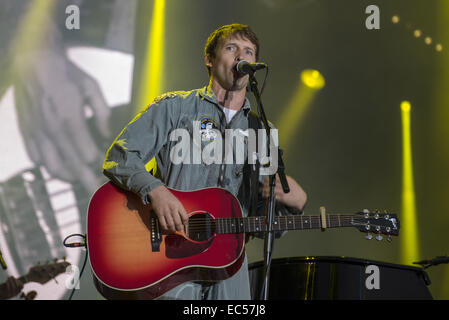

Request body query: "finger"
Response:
[157, 214, 168, 231]
[170, 208, 184, 232]
[177, 204, 189, 225]
[164, 212, 176, 233]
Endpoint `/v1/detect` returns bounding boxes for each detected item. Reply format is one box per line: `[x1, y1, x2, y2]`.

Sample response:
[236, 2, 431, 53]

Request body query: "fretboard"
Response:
[215, 214, 354, 234]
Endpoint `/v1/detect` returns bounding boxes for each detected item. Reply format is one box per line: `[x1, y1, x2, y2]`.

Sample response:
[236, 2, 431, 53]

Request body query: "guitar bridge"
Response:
[151, 213, 162, 252]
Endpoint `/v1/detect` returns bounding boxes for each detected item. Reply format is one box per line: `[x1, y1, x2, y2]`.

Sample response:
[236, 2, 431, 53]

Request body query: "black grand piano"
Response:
[249, 256, 433, 300]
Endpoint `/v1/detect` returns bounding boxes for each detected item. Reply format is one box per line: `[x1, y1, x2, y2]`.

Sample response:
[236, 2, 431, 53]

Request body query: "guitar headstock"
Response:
[352, 209, 400, 241]
[26, 258, 71, 284]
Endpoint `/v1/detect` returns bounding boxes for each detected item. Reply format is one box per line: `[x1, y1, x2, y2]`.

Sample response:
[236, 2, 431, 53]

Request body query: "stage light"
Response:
[276, 69, 325, 149]
[401, 100, 411, 112]
[300, 69, 325, 90]
[413, 30, 422, 38]
[392, 15, 400, 24]
[136, 0, 166, 113]
[400, 101, 420, 266]
[132, 0, 166, 173]
[436, 43, 443, 52]
[424, 37, 432, 45]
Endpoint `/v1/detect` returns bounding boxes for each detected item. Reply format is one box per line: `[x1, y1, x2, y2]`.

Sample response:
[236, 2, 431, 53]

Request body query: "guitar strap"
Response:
[246, 110, 261, 217]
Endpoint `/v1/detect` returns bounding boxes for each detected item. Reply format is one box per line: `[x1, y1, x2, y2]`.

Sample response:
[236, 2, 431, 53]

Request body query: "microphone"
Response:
[235, 60, 267, 76]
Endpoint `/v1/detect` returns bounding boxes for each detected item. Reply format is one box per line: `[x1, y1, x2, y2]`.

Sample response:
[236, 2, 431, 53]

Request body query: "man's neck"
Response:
[208, 78, 246, 111]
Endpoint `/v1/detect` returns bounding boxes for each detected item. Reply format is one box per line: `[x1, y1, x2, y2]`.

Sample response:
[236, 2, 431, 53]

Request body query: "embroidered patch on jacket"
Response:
[199, 117, 218, 142]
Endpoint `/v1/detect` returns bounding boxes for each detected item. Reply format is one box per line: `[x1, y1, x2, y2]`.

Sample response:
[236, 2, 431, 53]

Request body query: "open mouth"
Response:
[232, 65, 244, 80]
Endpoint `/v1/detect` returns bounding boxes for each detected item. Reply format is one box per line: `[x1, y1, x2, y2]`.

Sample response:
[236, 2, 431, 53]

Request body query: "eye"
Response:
[226, 45, 236, 51]
[246, 49, 254, 56]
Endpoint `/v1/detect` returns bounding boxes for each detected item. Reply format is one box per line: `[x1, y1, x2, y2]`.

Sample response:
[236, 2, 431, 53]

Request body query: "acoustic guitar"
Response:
[87, 182, 399, 299]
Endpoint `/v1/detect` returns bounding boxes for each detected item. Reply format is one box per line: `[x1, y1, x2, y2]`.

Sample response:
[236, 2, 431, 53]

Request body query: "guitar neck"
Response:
[215, 214, 354, 234]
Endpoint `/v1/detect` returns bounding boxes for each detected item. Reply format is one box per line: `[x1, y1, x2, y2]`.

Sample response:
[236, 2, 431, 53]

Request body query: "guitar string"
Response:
[184, 217, 359, 227]
[183, 216, 360, 232]
[183, 215, 393, 233]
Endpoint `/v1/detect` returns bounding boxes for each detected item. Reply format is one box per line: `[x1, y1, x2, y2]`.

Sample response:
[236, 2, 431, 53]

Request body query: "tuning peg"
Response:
[363, 209, 370, 218]
[386, 235, 392, 242]
[365, 233, 373, 240]
[376, 234, 383, 241]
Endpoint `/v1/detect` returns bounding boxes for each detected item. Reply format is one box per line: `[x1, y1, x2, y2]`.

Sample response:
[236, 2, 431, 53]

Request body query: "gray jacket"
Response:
[104, 86, 256, 214]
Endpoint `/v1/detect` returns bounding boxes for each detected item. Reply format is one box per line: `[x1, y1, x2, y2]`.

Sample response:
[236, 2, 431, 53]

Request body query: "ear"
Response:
[205, 54, 213, 68]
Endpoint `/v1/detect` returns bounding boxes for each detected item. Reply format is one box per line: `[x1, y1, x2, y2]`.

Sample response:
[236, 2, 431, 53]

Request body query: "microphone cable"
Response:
[259, 65, 269, 97]
[63, 233, 88, 300]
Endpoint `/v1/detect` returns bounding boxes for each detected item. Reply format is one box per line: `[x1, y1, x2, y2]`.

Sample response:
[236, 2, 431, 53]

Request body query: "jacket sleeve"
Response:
[103, 96, 181, 204]
[252, 120, 305, 239]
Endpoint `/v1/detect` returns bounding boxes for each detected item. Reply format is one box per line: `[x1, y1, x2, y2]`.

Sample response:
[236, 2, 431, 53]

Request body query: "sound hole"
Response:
[186, 212, 215, 242]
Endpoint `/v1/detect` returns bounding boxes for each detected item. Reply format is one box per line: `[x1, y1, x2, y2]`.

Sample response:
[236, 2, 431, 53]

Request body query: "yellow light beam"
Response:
[134, 0, 166, 173]
[277, 69, 325, 150]
[9, 0, 57, 59]
[136, 0, 166, 113]
[436, 0, 449, 300]
[400, 101, 420, 265]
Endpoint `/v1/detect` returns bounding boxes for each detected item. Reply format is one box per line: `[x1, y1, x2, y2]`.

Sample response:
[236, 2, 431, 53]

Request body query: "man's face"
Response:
[206, 34, 257, 91]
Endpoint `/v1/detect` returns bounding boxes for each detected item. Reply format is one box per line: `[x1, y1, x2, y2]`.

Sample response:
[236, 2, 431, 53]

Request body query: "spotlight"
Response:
[392, 15, 400, 24]
[401, 101, 411, 112]
[300, 69, 325, 90]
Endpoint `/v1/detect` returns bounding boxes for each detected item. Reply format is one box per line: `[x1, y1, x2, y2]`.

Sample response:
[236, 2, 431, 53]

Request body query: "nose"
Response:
[235, 48, 243, 62]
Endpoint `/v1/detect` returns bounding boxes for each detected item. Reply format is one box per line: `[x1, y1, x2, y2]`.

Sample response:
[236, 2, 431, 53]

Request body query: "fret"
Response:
[239, 219, 245, 233]
[303, 216, 310, 229]
[214, 213, 356, 234]
[216, 218, 220, 234]
[222, 218, 226, 233]
[255, 217, 261, 232]
[222, 218, 226, 234]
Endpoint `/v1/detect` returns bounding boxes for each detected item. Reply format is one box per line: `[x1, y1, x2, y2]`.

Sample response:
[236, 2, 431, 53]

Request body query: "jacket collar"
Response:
[198, 84, 252, 117]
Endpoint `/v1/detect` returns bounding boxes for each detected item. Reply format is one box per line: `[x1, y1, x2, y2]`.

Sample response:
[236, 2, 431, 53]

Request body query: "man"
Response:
[103, 24, 307, 299]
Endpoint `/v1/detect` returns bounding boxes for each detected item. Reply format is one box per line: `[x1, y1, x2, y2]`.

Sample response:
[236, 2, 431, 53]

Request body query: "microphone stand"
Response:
[247, 69, 290, 300]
